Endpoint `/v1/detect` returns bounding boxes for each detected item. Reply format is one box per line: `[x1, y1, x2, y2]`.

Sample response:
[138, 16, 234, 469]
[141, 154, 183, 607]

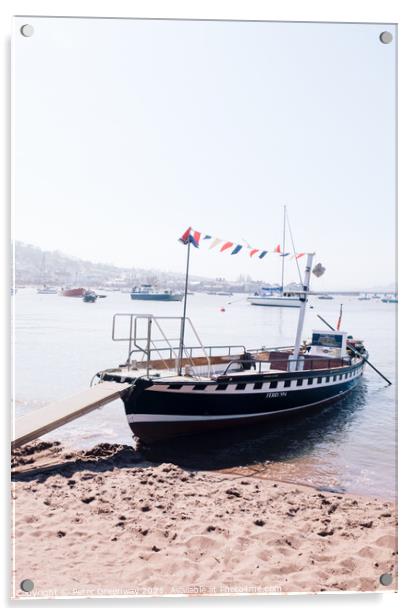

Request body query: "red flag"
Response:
[179, 227, 192, 244]
[193, 230, 201, 245]
[274, 244, 281, 253]
[220, 241, 233, 252]
[295, 252, 305, 259]
[250, 249, 259, 257]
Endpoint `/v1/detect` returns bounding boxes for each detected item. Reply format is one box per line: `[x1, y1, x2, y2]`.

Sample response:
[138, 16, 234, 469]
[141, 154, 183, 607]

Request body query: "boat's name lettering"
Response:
[266, 392, 287, 398]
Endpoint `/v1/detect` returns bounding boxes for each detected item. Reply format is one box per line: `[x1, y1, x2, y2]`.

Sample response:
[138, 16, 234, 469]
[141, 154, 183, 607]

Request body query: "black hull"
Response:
[121, 371, 362, 444]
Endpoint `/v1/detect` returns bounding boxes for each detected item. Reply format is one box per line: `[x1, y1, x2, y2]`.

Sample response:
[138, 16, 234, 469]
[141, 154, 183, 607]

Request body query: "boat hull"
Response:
[61, 288, 86, 297]
[248, 296, 301, 308]
[130, 293, 183, 301]
[115, 364, 363, 444]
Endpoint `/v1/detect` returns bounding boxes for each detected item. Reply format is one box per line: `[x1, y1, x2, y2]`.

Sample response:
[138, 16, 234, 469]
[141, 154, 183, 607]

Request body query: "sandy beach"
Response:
[12, 441, 397, 598]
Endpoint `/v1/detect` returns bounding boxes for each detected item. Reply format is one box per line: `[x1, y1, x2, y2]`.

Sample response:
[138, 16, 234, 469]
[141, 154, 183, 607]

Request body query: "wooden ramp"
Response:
[12, 382, 132, 450]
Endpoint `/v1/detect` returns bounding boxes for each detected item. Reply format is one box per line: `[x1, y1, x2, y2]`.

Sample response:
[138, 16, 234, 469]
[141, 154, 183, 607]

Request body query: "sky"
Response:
[13, 17, 396, 290]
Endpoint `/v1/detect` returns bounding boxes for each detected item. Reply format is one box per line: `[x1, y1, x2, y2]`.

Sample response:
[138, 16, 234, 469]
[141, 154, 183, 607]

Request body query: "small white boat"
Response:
[248, 207, 303, 308]
[37, 285, 58, 294]
[381, 294, 398, 304]
[248, 288, 302, 308]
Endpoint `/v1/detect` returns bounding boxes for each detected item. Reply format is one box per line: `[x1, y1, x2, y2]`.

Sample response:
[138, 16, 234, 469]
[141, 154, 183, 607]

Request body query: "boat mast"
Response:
[177, 239, 191, 376]
[281, 205, 286, 292]
[292, 252, 315, 368]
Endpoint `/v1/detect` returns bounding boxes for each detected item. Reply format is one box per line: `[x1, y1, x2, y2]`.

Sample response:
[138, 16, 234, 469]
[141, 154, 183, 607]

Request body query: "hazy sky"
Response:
[13, 17, 396, 290]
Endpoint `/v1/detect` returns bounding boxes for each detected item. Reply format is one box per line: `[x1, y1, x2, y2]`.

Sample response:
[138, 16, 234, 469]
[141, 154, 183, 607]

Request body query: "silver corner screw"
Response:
[20, 24, 34, 38]
[379, 31, 393, 44]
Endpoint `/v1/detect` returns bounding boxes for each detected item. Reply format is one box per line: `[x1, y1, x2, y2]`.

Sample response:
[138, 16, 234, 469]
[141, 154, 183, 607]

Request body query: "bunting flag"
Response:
[179, 226, 305, 260]
[179, 227, 200, 247]
[231, 244, 243, 255]
[209, 238, 222, 250]
[220, 241, 233, 252]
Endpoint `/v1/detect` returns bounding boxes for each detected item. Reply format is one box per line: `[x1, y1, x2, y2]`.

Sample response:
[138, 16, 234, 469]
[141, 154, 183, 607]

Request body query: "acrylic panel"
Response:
[12, 16, 397, 598]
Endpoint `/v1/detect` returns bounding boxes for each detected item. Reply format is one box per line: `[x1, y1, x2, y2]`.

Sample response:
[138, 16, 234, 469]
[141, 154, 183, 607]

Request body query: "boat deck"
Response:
[100, 352, 358, 384]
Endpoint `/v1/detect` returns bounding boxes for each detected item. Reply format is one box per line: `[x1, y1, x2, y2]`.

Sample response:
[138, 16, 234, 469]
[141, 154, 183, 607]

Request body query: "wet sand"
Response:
[12, 441, 397, 598]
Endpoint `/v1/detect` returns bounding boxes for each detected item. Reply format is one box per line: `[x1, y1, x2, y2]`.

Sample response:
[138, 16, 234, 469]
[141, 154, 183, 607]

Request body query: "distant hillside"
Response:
[13, 242, 263, 292]
[13, 241, 188, 287]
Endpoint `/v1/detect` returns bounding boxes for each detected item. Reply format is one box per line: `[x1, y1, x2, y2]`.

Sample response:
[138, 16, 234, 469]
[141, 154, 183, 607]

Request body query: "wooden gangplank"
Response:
[12, 382, 132, 450]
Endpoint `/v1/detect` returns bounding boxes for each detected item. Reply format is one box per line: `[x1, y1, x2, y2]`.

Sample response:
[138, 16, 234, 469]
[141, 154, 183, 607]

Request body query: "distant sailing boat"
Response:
[36, 254, 58, 294]
[248, 206, 302, 308]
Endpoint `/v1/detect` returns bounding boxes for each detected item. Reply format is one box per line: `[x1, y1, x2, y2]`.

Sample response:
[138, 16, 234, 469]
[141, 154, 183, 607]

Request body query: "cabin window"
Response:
[269, 381, 279, 389]
[325, 376, 330, 383]
[254, 382, 263, 390]
[168, 384, 182, 390]
[317, 376, 322, 384]
[216, 383, 228, 391]
[333, 375, 337, 381]
[193, 384, 207, 391]
[307, 377, 313, 385]
[284, 380, 291, 388]
[339, 374, 343, 380]
[296, 378, 303, 386]
[236, 383, 246, 390]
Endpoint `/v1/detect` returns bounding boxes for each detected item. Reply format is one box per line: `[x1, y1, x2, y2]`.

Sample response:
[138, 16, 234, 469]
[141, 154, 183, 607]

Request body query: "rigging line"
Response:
[286, 211, 303, 286]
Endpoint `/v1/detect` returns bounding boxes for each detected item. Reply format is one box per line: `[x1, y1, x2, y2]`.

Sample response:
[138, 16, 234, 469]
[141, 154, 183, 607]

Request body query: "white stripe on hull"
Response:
[126, 382, 359, 424]
[147, 369, 363, 394]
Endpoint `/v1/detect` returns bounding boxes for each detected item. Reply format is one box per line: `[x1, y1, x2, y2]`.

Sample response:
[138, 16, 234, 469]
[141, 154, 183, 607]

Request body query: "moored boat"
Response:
[248, 207, 302, 308]
[318, 294, 334, 300]
[97, 254, 369, 444]
[83, 291, 97, 303]
[248, 286, 302, 307]
[130, 284, 183, 302]
[381, 294, 398, 304]
[61, 287, 86, 297]
[37, 285, 58, 294]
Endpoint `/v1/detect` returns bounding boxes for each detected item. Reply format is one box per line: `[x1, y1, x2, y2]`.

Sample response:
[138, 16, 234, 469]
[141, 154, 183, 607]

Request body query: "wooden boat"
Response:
[97, 254, 369, 444]
[61, 287, 86, 297]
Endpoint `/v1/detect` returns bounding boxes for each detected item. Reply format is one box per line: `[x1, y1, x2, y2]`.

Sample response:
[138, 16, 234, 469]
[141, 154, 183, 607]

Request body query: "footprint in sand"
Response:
[184, 535, 219, 552]
[357, 546, 375, 559]
[374, 534, 396, 549]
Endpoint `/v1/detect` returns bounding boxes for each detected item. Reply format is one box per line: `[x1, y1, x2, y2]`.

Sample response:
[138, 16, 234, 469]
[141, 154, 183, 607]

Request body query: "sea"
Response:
[13, 289, 397, 500]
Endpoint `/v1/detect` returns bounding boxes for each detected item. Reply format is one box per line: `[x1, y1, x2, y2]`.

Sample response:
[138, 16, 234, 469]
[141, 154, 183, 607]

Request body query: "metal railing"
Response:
[111, 313, 245, 378]
[222, 354, 352, 376]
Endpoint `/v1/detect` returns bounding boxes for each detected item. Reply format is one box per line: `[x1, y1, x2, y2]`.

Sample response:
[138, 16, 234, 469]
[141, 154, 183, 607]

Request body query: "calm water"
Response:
[13, 289, 397, 499]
